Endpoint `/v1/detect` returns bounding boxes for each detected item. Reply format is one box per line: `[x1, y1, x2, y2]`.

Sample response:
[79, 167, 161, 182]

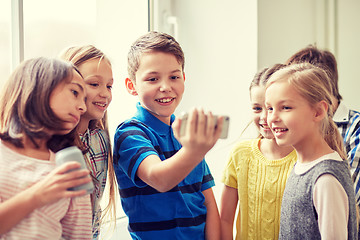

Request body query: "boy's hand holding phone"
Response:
[179, 113, 230, 139]
[173, 108, 230, 159]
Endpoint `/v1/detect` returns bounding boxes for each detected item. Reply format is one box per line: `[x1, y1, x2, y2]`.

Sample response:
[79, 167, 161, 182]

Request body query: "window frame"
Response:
[11, 0, 24, 70]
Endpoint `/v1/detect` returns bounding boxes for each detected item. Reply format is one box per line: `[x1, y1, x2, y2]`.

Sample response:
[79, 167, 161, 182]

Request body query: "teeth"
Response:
[157, 98, 173, 103]
[274, 128, 287, 133]
[95, 102, 106, 107]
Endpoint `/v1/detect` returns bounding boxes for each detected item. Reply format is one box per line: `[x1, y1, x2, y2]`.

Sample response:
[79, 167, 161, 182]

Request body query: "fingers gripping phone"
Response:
[179, 113, 230, 139]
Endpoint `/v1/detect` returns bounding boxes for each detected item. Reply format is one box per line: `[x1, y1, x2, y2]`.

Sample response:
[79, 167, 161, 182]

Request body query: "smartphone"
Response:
[179, 113, 230, 139]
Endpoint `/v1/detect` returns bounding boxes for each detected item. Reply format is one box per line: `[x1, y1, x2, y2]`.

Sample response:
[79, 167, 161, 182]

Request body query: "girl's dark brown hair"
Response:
[285, 45, 342, 102]
[0, 57, 78, 151]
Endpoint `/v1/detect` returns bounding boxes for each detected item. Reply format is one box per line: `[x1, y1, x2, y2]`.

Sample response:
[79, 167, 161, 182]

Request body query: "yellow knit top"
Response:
[222, 138, 297, 240]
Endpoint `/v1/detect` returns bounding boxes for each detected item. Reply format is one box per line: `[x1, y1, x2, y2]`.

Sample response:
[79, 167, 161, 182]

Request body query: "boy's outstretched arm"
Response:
[203, 188, 221, 240]
[137, 108, 224, 192]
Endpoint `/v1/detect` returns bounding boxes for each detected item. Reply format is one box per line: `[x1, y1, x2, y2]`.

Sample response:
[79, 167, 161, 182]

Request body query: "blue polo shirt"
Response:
[113, 103, 215, 240]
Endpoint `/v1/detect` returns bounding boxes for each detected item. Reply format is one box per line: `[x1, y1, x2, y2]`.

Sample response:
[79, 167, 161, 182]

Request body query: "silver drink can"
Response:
[55, 146, 94, 194]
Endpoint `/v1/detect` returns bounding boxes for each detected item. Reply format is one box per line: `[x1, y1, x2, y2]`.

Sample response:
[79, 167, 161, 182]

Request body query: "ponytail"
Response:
[323, 114, 346, 160]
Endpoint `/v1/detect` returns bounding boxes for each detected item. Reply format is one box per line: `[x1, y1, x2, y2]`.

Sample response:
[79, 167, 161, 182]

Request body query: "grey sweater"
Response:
[279, 159, 358, 240]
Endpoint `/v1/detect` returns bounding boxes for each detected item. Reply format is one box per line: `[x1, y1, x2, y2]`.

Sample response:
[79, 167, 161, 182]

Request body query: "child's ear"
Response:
[314, 100, 328, 121]
[125, 78, 137, 96]
[183, 72, 186, 81]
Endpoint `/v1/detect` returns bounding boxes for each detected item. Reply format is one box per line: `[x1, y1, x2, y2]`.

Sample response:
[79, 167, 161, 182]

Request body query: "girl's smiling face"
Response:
[49, 70, 87, 134]
[265, 80, 317, 149]
[77, 58, 113, 122]
[250, 85, 274, 139]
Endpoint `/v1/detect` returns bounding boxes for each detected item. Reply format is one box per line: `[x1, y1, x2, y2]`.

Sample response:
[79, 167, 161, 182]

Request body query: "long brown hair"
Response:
[0, 57, 79, 151]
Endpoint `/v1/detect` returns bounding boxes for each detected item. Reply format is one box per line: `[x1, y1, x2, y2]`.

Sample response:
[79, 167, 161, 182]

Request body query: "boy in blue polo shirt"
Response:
[113, 31, 224, 239]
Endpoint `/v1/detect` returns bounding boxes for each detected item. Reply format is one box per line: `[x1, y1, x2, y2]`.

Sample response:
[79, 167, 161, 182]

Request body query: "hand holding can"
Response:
[55, 146, 94, 194]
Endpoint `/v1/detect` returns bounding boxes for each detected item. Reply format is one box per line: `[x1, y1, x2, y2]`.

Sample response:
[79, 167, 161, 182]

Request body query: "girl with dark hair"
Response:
[0, 57, 92, 239]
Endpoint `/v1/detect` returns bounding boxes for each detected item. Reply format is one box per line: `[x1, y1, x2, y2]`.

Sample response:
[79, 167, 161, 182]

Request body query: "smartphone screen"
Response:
[179, 114, 230, 139]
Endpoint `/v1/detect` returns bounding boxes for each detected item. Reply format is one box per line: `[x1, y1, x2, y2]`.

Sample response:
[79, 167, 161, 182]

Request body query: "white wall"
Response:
[337, 1, 360, 110]
[258, 0, 360, 110]
[258, 0, 317, 68]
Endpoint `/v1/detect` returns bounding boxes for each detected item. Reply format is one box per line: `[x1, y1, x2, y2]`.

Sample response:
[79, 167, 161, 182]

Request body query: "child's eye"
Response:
[89, 83, 99, 87]
[71, 89, 79, 97]
[252, 106, 262, 112]
[107, 85, 113, 90]
[282, 106, 291, 110]
[170, 76, 180, 80]
[267, 107, 273, 112]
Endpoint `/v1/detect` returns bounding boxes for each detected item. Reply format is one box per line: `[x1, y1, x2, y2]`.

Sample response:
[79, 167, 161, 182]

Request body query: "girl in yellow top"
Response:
[220, 64, 297, 240]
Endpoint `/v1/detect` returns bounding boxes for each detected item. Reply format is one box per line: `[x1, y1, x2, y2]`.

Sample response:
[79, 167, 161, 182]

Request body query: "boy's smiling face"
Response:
[127, 51, 185, 125]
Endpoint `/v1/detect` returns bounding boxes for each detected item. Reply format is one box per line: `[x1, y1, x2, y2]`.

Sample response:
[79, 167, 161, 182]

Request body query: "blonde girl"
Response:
[59, 45, 117, 239]
[265, 63, 357, 239]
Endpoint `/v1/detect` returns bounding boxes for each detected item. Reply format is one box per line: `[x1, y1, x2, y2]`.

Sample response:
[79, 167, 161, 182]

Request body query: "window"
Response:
[23, 0, 96, 58]
[0, 0, 11, 88]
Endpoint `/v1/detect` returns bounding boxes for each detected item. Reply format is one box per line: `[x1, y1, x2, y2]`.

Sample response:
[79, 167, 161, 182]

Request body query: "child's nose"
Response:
[268, 110, 279, 123]
[99, 86, 111, 98]
[159, 80, 171, 92]
[260, 110, 267, 120]
[79, 100, 87, 114]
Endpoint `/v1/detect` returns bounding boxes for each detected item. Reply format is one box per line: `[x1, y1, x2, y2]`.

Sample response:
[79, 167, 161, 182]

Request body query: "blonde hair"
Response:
[267, 63, 346, 160]
[59, 45, 117, 231]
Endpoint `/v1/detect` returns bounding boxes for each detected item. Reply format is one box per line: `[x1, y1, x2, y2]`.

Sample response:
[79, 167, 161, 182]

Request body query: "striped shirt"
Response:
[80, 128, 109, 239]
[114, 103, 215, 240]
[333, 102, 360, 205]
[0, 141, 92, 240]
